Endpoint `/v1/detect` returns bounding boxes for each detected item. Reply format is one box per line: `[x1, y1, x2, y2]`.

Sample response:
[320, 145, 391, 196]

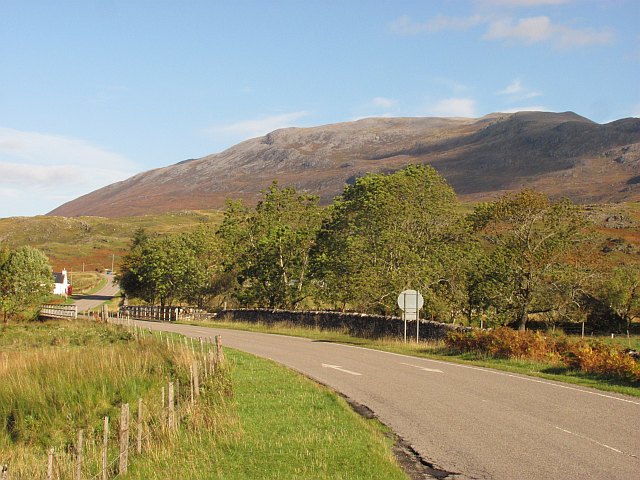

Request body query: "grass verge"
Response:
[183, 319, 640, 398]
[1, 320, 407, 479]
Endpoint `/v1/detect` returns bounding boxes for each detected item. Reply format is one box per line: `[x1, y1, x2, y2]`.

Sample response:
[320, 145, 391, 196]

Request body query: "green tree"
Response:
[217, 183, 324, 309]
[118, 227, 220, 307]
[313, 164, 470, 317]
[602, 264, 640, 332]
[470, 190, 585, 330]
[0, 246, 53, 323]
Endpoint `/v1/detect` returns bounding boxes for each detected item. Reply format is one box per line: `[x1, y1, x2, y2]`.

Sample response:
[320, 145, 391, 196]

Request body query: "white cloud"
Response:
[498, 79, 542, 101]
[390, 14, 486, 35]
[371, 97, 397, 108]
[426, 98, 477, 117]
[206, 111, 310, 139]
[484, 16, 614, 49]
[0, 127, 138, 217]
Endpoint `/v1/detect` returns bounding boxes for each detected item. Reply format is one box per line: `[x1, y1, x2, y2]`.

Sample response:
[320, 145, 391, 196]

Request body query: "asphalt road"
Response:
[132, 320, 639, 480]
[72, 274, 120, 312]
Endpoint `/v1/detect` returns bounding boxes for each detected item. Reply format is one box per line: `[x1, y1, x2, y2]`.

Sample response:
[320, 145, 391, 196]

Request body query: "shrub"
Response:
[445, 327, 557, 361]
[446, 328, 640, 383]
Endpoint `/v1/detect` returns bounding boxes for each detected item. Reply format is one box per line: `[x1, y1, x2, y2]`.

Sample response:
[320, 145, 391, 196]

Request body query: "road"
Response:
[132, 320, 639, 480]
[72, 274, 120, 312]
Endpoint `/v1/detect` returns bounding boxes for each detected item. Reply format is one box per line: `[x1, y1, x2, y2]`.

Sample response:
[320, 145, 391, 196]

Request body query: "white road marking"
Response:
[554, 426, 632, 456]
[401, 362, 444, 373]
[321, 364, 362, 376]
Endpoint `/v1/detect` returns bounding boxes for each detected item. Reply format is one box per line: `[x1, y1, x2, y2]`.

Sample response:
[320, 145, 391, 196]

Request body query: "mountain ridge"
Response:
[49, 111, 640, 217]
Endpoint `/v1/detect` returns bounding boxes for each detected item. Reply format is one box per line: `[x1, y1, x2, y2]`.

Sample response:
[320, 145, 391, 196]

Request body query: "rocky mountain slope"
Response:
[49, 111, 640, 217]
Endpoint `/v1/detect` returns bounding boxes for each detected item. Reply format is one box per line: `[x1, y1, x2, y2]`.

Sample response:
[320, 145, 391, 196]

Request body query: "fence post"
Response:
[215, 335, 224, 364]
[168, 382, 175, 430]
[137, 398, 143, 454]
[190, 364, 195, 406]
[119, 403, 130, 475]
[102, 417, 109, 480]
[75, 429, 84, 480]
[209, 349, 215, 375]
[47, 448, 54, 480]
[193, 361, 200, 399]
[161, 386, 166, 429]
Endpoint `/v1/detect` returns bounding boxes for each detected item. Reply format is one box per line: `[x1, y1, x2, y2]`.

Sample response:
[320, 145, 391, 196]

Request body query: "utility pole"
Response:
[111, 253, 115, 273]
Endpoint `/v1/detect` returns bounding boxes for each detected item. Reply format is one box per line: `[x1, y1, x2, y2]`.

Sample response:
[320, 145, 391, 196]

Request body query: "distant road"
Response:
[132, 320, 639, 480]
[72, 274, 119, 312]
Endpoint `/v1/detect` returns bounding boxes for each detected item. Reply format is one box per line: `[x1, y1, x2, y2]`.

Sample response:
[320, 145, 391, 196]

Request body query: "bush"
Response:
[445, 327, 558, 361]
[446, 328, 640, 383]
[563, 341, 640, 382]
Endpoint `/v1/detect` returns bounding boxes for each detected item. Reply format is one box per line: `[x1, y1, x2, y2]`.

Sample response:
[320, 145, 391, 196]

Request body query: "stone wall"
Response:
[217, 308, 470, 341]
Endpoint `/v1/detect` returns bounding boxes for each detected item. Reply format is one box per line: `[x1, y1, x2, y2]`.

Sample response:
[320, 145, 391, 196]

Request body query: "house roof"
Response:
[53, 272, 66, 284]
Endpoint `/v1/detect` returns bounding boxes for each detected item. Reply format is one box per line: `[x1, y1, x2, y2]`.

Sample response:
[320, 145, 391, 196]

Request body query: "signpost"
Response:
[397, 289, 424, 343]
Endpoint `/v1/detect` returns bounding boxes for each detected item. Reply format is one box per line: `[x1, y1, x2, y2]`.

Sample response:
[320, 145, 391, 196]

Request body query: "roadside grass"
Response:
[128, 349, 407, 479]
[1, 320, 407, 479]
[185, 319, 640, 398]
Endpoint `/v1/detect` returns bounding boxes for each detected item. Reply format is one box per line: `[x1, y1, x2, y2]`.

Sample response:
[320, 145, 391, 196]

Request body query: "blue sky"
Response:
[1, 0, 638, 217]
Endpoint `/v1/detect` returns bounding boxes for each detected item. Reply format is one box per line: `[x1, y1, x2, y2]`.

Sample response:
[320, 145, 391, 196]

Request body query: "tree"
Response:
[313, 164, 471, 317]
[0, 246, 53, 323]
[602, 264, 640, 332]
[217, 183, 324, 309]
[118, 227, 220, 307]
[470, 190, 585, 330]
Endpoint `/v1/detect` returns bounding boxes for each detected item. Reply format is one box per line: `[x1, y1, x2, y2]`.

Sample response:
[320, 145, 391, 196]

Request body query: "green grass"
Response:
[184, 319, 640, 398]
[128, 349, 407, 479]
[1, 320, 407, 479]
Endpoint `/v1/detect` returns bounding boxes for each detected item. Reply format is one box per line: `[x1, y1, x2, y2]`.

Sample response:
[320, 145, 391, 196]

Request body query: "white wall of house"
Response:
[53, 268, 69, 295]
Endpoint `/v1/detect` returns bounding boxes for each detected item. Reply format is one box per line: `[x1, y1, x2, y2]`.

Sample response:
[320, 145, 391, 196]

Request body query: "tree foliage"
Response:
[469, 190, 586, 330]
[0, 246, 53, 322]
[313, 165, 472, 317]
[217, 183, 324, 309]
[601, 265, 640, 330]
[118, 227, 219, 307]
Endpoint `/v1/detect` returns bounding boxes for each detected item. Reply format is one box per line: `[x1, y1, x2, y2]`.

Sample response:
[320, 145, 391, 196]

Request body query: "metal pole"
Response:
[403, 292, 407, 343]
[416, 291, 419, 343]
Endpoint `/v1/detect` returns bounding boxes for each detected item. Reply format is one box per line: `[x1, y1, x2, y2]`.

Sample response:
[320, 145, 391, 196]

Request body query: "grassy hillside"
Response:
[0, 210, 223, 272]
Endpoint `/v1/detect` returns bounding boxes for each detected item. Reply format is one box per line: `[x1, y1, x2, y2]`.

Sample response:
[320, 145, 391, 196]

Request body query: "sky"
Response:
[0, 0, 638, 218]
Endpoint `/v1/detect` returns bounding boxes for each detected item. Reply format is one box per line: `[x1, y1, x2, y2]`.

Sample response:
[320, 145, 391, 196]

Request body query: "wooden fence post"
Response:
[119, 403, 130, 475]
[161, 387, 166, 429]
[75, 429, 84, 480]
[137, 398, 143, 454]
[190, 364, 195, 406]
[102, 417, 109, 480]
[193, 361, 200, 399]
[215, 335, 224, 364]
[1, 464, 8, 480]
[209, 349, 215, 375]
[47, 448, 54, 480]
[168, 382, 175, 430]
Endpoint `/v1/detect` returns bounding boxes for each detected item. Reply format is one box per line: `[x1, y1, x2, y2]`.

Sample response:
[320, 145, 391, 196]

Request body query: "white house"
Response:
[53, 269, 70, 296]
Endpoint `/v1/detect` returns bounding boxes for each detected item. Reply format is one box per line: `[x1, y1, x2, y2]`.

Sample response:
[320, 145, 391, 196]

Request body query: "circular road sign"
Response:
[397, 289, 424, 312]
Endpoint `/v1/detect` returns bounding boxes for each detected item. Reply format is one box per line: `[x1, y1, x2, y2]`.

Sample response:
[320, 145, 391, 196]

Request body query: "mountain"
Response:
[49, 111, 640, 217]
